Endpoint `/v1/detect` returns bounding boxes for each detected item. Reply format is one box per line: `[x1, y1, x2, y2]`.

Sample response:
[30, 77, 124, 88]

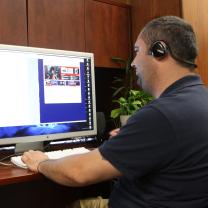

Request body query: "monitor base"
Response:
[15, 141, 44, 153]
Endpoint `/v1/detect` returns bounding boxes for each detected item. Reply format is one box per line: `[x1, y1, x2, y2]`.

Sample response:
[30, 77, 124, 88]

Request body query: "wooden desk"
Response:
[0, 165, 110, 208]
[0, 165, 42, 186]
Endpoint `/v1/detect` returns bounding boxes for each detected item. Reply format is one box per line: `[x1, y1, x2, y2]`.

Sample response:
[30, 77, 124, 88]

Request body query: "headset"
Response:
[149, 40, 197, 68]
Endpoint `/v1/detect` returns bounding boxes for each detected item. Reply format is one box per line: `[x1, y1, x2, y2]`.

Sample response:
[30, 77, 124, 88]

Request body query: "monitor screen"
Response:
[0, 44, 97, 151]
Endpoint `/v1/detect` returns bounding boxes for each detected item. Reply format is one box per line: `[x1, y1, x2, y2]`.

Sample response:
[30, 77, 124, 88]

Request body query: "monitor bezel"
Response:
[0, 44, 97, 146]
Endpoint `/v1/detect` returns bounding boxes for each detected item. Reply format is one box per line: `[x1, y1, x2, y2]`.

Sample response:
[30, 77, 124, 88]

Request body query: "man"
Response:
[22, 16, 208, 207]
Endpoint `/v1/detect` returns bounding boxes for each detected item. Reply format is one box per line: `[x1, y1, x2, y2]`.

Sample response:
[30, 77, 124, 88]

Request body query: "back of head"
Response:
[140, 16, 198, 70]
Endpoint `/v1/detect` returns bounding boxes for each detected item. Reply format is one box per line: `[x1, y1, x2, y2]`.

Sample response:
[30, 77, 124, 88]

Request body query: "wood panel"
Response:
[0, 0, 27, 45]
[131, 0, 181, 43]
[131, 0, 152, 44]
[182, 0, 208, 85]
[28, 0, 85, 51]
[94, 0, 130, 6]
[85, 0, 131, 68]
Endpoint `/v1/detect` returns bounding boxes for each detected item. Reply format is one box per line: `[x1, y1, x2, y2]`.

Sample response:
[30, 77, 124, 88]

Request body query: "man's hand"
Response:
[22, 150, 49, 172]
[109, 128, 120, 138]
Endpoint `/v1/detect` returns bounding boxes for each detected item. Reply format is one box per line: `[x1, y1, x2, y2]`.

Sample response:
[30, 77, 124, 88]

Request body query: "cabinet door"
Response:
[28, 0, 85, 51]
[85, 0, 131, 68]
[0, 0, 27, 45]
[131, 0, 181, 43]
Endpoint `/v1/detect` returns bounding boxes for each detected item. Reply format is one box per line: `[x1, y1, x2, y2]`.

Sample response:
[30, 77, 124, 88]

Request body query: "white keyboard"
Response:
[11, 147, 90, 169]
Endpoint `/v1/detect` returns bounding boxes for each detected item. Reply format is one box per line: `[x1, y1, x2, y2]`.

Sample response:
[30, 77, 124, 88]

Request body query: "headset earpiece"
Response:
[149, 41, 168, 58]
[149, 40, 197, 68]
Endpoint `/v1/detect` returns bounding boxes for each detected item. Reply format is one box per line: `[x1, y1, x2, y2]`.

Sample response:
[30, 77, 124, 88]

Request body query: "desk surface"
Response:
[0, 163, 111, 208]
[0, 144, 97, 186]
[0, 165, 42, 186]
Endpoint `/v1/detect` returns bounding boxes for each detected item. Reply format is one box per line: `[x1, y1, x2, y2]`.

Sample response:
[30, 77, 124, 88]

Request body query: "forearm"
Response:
[38, 154, 89, 187]
[23, 149, 121, 187]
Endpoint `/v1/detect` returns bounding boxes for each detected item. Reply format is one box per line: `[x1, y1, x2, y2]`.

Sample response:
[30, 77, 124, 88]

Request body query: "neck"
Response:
[151, 64, 196, 98]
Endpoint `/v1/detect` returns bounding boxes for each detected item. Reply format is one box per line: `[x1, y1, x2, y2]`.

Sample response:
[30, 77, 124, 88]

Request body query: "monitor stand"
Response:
[15, 141, 44, 153]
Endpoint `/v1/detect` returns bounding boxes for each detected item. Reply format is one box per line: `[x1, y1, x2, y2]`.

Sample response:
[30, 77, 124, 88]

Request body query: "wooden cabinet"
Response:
[27, 0, 85, 52]
[0, 0, 27, 45]
[27, 0, 131, 68]
[85, 0, 131, 68]
[0, 0, 131, 68]
[131, 0, 181, 43]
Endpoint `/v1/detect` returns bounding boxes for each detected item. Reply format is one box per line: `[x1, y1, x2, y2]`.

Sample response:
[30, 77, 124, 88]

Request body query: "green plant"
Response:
[110, 89, 153, 119]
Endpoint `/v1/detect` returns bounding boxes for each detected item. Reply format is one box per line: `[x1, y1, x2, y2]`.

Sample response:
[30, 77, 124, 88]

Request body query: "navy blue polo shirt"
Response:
[99, 75, 208, 208]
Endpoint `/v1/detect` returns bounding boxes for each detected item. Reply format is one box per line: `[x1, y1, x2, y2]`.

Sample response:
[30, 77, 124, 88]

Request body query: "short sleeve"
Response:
[99, 106, 177, 180]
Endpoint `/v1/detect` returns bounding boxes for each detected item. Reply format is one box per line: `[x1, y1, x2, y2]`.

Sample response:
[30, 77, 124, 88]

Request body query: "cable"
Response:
[0, 152, 22, 167]
[0, 161, 13, 166]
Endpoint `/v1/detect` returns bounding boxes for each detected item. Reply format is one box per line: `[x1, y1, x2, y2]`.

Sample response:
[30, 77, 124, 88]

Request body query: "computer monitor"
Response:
[0, 44, 97, 152]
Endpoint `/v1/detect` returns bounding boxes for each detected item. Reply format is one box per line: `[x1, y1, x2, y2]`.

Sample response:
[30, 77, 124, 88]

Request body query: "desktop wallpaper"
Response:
[0, 58, 92, 140]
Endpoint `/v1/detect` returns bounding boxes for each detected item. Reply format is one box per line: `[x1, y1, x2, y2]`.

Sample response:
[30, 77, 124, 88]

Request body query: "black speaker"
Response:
[149, 40, 197, 68]
[149, 41, 168, 58]
[96, 112, 106, 140]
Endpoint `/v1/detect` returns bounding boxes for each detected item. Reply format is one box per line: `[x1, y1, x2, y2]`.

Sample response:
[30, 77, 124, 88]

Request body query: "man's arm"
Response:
[22, 148, 122, 187]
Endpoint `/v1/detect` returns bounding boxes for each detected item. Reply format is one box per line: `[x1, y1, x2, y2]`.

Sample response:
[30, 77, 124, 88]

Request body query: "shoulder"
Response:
[127, 102, 169, 127]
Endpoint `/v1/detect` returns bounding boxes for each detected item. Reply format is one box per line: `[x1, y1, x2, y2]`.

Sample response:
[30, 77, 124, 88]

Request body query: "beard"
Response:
[136, 74, 143, 89]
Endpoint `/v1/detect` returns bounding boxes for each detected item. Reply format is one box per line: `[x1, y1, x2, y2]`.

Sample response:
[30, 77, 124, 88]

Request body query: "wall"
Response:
[182, 0, 208, 85]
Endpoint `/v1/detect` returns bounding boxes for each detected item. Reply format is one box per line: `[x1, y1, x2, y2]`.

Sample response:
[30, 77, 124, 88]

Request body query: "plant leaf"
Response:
[110, 108, 122, 118]
[112, 86, 125, 97]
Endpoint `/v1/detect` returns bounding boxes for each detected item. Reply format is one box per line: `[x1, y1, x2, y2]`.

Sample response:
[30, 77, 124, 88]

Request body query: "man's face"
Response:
[131, 37, 157, 92]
